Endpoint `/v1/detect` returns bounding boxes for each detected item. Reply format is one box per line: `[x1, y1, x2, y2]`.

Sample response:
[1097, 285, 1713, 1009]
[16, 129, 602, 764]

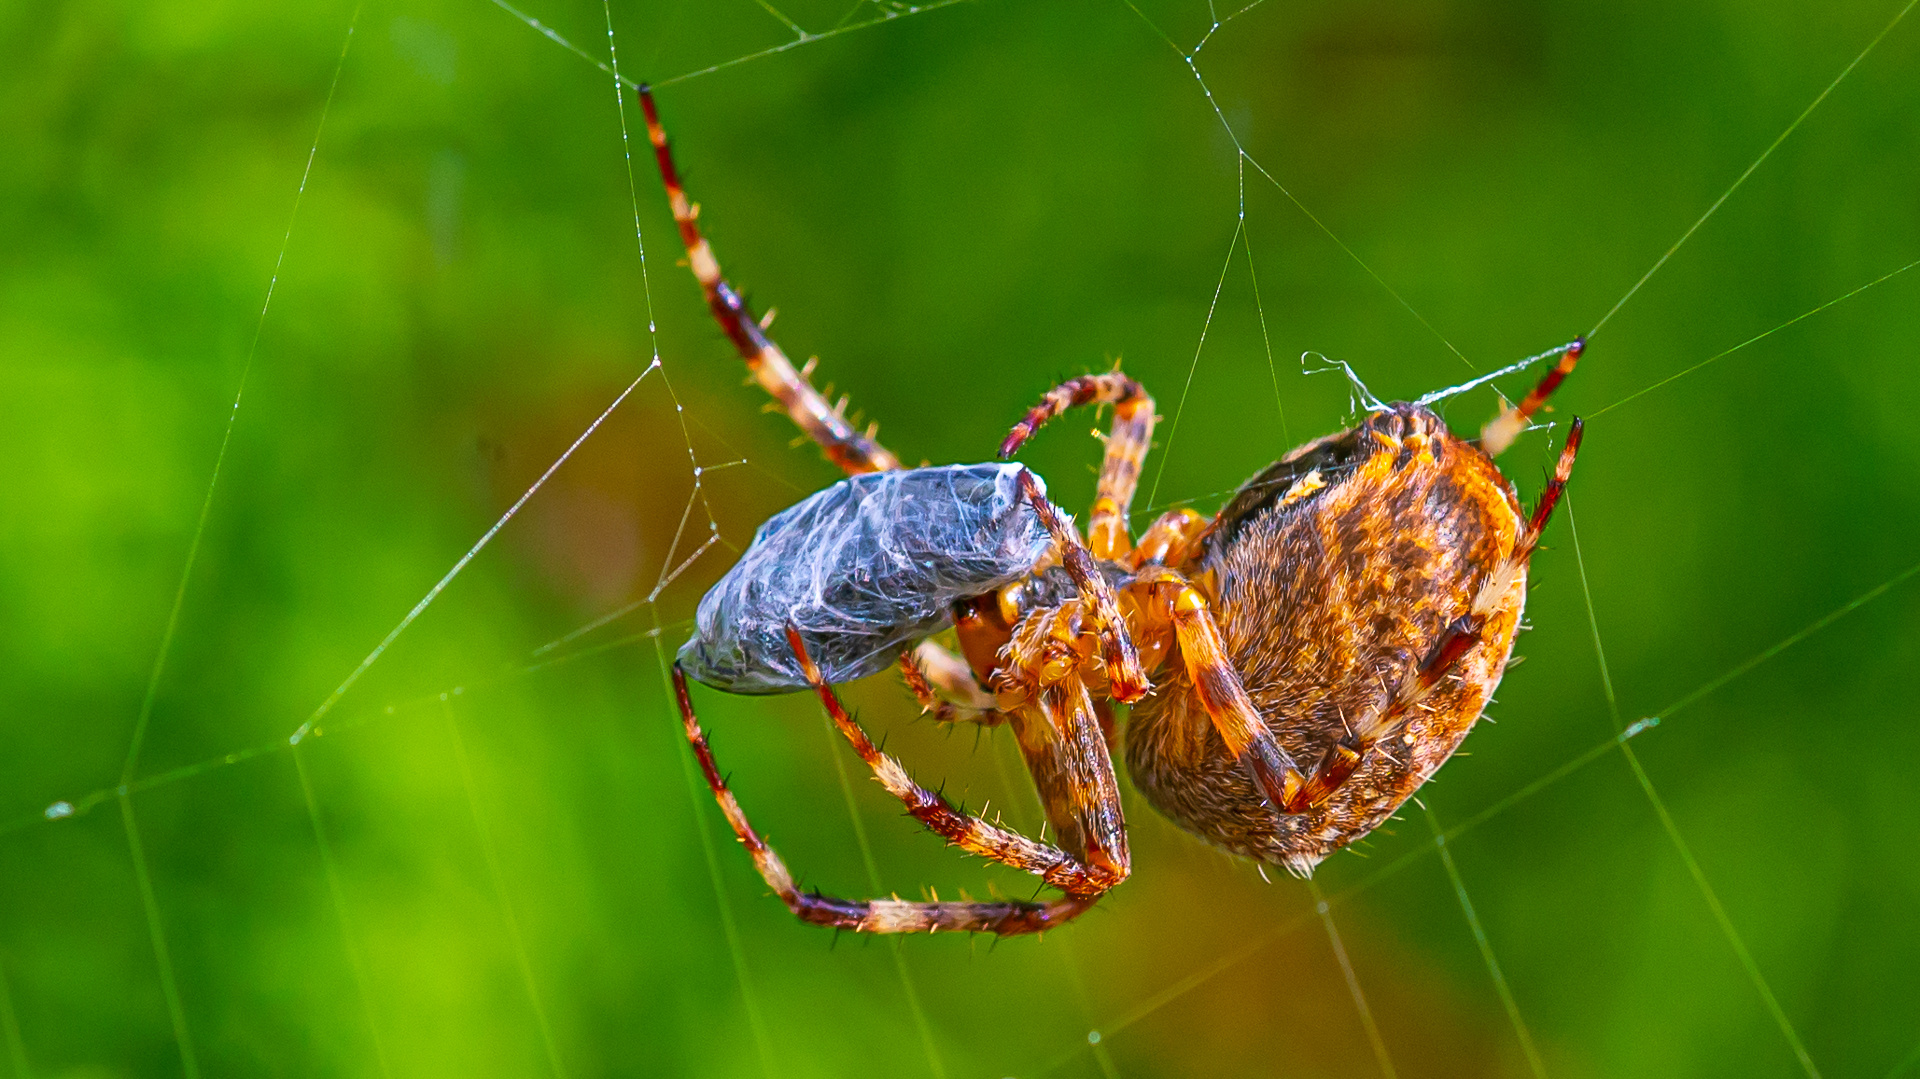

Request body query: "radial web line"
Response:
[819, 717, 948, 1079]
[442, 699, 568, 1079]
[1144, 220, 1241, 512]
[1420, 804, 1547, 1078]
[1593, 255, 1920, 419]
[1587, 0, 1918, 339]
[484, 0, 975, 90]
[1112, 0, 1475, 372]
[1242, 217, 1291, 450]
[288, 366, 651, 746]
[118, 796, 198, 1079]
[292, 745, 394, 1078]
[648, 615, 779, 1079]
[122, 3, 363, 785]
[1657, 561, 1920, 724]
[1308, 879, 1397, 1079]
[1041, 541, 1920, 1061]
[0, 956, 24, 1079]
[1564, 500, 1822, 1078]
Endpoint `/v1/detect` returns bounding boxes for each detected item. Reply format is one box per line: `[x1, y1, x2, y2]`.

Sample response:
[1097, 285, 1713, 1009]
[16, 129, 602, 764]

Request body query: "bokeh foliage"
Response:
[3, 0, 1918, 1075]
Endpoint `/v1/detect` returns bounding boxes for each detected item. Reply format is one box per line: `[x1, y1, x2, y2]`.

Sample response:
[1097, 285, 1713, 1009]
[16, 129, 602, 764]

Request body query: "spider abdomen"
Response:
[1126, 406, 1529, 874]
[679, 463, 1054, 694]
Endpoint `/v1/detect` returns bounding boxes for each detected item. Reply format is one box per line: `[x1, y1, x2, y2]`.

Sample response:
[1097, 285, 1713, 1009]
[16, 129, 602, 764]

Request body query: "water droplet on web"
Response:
[44, 801, 73, 820]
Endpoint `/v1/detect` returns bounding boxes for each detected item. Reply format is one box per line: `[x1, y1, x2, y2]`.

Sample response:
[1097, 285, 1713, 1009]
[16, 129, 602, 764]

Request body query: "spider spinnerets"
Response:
[644, 86, 1585, 937]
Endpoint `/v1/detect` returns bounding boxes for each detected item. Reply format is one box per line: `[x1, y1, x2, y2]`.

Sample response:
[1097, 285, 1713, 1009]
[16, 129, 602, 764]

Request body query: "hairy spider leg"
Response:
[1481, 337, 1584, 457]
[1519, 417, 1584, 555]
[1126, 507, 1211, 571]
[987, 602, 1136, 877]
[672, 663, 1096, 934]
[791, 622, 1128, 898]
[639, 86, 900, 475]
[1014, 677, 1131, 884]
[1282, 418, 1586, 810]
[1130, 567, 1311, 812]
[1016, 470, 1150, 701]
[1001, 372, 1157, 560]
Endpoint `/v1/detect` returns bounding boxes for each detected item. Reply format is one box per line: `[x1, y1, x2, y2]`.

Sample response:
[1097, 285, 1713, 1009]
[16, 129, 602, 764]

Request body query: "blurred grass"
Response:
[2, 0, 1919, 1076]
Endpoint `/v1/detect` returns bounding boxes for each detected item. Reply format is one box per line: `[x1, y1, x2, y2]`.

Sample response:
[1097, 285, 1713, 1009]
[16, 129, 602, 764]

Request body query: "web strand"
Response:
[293, 745, 395, 1078]
[1593, 256, 1920, 419]
[1242, 216, 1291, 450]
[443, 699, 569, 1079]
[1586, 0, 1918, 339]
[1421, 804, 1547, 1078]
[1565, 499, 1823, 1078]
[1309, 879, 1398, 1079]
[288, 366, 654, 745]
[1144, 219, 1240, 513]
[119, 795, 199, 1079]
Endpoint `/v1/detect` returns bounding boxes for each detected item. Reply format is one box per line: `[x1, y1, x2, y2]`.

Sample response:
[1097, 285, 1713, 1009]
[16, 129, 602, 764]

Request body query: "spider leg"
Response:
[1282, 614, 1481, 809]
[787, 627, 1126, 899]
[989, 603, 1135, 879]
[1519, 417, 1584, 555]
[671, 664, 1095, 935]
[1132, 568, 1309, 813]
[639, 87, 901, 475]
[1126, 507, 1211, 570]
[1001, 372, 1156, 560]
[1481, 338, 1583, 457]
[1016, 469, 1150, 701]
[899, 644, 1006, 727]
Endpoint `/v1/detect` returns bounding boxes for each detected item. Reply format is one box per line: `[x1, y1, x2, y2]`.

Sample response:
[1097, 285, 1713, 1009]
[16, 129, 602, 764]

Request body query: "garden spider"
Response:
[643, 87, 1584, 937]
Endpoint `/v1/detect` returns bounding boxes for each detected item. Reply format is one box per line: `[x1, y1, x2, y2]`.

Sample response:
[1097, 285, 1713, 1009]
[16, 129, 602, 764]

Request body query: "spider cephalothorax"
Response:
[644, 86, 1584, 935]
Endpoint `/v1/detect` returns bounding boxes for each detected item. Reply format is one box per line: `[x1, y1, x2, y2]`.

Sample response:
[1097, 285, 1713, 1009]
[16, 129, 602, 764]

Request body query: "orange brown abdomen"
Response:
[1125, 405, 1527, 875]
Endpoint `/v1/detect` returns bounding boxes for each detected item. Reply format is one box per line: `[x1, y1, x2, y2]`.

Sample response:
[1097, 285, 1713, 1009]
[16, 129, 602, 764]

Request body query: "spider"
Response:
[642, 87, 1585, 937]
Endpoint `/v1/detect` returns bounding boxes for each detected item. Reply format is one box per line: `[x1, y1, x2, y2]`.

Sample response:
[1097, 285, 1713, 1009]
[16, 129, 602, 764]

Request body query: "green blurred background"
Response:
[4, 0, 1918, 1075]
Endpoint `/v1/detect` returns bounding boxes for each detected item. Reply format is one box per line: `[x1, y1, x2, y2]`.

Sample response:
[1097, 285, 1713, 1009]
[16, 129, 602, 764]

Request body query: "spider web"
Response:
[3, 0, 1919, 1076]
